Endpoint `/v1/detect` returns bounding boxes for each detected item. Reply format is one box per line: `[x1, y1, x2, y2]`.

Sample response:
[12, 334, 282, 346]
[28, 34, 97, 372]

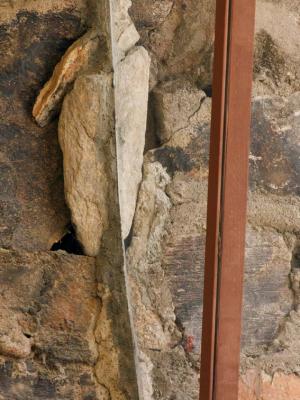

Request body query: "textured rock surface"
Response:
[57, 0, 150, 248]
[131, 0, 300, 96]
[0, 4, 88, 252]
[0, 249, 103, 399]
[254, 0, 300, 96]
[0, 1, 89, 23]
[33, 30, 101, 127]
[250, 94, 300, 196]
[110, 0, 140, 65]
[1, 1, 300, 399]
[239, 370, 300, 400]
[95, 221, 140, 400]
[58, 73, 113, 257]
[126, 162, 199, 399]
[126, 84, 300, 397]
[152, 79, 206, 143]
[130, 0, 215, 86]
[115, 46, 150, 238]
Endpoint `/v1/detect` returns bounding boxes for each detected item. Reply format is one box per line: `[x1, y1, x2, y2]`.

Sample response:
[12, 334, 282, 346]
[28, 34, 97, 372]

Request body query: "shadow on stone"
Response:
[51, 224, 84, 255]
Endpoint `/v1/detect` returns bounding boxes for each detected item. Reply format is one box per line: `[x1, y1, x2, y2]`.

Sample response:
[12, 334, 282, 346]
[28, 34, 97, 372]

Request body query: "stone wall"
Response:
[0, 1, 299, 399]
[127, 1, 300, 398]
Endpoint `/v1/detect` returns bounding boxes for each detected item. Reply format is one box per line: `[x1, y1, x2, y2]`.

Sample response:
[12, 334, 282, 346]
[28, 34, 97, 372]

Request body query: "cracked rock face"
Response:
[152, 79, 206, 143]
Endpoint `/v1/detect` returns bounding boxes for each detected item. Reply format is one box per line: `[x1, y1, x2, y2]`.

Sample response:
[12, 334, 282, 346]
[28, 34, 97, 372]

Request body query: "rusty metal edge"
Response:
[199, 1, 230, 399]
[214, 1, 256, 398]
[200, 0, 256, 399]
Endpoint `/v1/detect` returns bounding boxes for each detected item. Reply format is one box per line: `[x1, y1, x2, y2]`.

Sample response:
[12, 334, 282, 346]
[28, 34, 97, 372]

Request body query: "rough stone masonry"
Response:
[0, 0, 299, 399]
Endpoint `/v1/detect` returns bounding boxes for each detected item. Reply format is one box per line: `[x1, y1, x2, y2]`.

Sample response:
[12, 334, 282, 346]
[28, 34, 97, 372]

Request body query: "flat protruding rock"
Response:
[58, 73, 113, 256]
[115, 46, 151, 239]
[33, 30, 100, 127]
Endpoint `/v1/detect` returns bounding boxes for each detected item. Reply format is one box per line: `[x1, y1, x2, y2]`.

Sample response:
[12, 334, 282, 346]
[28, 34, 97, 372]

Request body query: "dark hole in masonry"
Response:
[51, 224, 84, 255]
[202, 84, 212, 97]
[124, 224, 134, 250]
[292, 244, 300, 269]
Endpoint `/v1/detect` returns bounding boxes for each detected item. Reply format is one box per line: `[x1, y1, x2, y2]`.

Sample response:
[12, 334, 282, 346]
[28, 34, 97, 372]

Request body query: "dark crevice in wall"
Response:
[291, 243, 300, 269]
[144, 94, 161, 152]
[51, 224, 84, 255]
[124, 224, 134, 250]
[202, 84, 212, 98]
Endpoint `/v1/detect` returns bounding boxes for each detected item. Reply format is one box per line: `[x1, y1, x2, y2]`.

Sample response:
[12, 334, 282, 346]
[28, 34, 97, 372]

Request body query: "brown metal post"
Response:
[200, 1, 256, 400]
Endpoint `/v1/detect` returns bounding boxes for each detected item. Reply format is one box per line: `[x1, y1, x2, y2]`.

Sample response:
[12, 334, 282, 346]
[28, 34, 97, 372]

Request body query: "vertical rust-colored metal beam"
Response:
[199, 1, 230, 399]
[200, 1, 256, 400]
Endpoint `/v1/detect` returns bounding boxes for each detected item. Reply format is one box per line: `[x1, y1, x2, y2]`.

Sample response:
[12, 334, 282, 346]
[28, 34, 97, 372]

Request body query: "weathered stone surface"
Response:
[130, 0, 174, 29]
[95, 222, 140, 400]
[250, 94, 300, 196]
[242, 228, 293, 353]
[254, 1, 300, 96]
[127, 83, 300, 397]
[0, 249, 102, 399]
[131, 0, 300, 96]
[110, 0, 140, 65]
[1, 2, 300, 399]
[247, 192, 300, 234]
[0, 8, 88, 251]
[239, 370, 300, 400]
[0, 1, 89, 24]
[58, 73, 113, 257]
[33, 30, 101, 127]
[152, 79, 206, 143]
[127, 162, 175, 352]
[115, 46, 150, 238]
[126, 162, 199, 400]
[131, 0, 215, 85]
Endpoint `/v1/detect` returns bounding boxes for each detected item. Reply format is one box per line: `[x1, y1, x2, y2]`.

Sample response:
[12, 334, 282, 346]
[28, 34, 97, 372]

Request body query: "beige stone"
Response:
[127, 162, 175, 351]
[58, 73, 113, 256]
[256, 1, 300, 65]
[115, 46, 151, 238]
[0, 321, 31, 359]
[152, 79, 206, 142]
[240, 370, 300, 400]
[110, 0, 140, 65]
[130, 0, 174, 28]
[33, 30, 100, 127]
